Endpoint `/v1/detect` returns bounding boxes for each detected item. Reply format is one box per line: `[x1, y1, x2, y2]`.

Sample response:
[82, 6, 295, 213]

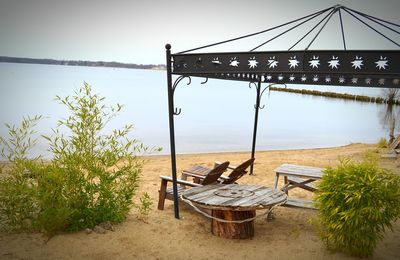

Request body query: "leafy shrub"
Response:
[377, 137, 388, 148]
[315, 155, 400, 257]
[0, 116, 42, 231]
[43, 83, 149, 232]
[137, 192, 153, 222]
[0, 83, 158, 235]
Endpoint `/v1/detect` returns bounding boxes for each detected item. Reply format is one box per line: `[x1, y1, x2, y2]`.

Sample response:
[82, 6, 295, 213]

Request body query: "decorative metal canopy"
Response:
[173, 50, 399, 87]
[172, 4, 399, 88]
[165, 4, 400, 219]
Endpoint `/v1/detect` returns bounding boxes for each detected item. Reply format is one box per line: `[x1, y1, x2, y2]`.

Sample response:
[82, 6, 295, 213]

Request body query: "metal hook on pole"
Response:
[250, 81, 271, 109]
[254, 104, 266, 109]
[171, 76, 192, 116]
[172, 76, 192, 94]
[174, 108, 182, 115]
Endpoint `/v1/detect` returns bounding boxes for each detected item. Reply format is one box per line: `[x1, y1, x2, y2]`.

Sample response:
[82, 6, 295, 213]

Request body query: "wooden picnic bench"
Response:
[273, 164, 325, 209]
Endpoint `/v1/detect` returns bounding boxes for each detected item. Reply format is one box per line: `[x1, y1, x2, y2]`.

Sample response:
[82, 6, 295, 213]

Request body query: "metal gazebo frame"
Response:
[165, 4, 400, 219]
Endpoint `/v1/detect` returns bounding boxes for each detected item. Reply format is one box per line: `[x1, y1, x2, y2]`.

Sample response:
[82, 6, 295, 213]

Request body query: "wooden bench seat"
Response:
[284, 198, 315, 209]
[274, 164, 324, 210]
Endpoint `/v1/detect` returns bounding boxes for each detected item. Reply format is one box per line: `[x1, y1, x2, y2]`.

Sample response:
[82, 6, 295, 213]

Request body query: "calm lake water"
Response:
[0, 63, 397, 158]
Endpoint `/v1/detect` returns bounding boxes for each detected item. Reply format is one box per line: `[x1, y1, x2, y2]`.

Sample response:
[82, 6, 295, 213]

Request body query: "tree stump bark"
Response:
[211, 210, 255, 239]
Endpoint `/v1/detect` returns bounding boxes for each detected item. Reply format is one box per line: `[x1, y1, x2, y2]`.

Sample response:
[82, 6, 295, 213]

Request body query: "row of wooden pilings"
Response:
[269, 87, 400, 105]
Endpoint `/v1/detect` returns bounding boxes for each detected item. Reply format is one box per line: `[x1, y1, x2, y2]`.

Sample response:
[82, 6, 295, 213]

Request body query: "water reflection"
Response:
[379, 89, 400, 143]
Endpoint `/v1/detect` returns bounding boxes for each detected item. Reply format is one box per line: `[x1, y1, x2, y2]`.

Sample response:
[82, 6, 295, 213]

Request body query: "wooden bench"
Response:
[389, 135, 400, 150]
[285, 198, 315, 209]
[274, 164, 324, 209]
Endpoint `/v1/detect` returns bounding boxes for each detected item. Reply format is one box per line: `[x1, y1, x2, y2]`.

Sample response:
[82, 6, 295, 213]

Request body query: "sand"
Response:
[1, 143, 399, 259]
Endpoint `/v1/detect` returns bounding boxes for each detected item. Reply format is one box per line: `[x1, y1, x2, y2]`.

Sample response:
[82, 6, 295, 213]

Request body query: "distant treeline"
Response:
[270, 86, 400, 105]
[0, 56, 166, 70]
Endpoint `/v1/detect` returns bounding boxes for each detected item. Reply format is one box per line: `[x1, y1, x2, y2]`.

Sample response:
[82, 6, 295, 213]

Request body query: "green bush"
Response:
[137, 192, 153, 222]
[0, 83, 158, 235]
[0, 116, 42, 231]
[377, 137, 388, 148]
[315, 155, 400, 257]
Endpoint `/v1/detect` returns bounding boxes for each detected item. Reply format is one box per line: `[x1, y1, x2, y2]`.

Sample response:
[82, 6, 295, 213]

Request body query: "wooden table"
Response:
[273, 164, 324, 209]
[182, 184, 287, 239]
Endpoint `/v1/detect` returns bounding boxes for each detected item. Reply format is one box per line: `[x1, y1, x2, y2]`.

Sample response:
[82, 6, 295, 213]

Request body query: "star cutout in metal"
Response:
[212, 57, 222, 65]
[351, 56, 364, 70]
[328, 56, 340, 69]
[375, 56, 388, 70]
[289, 74, 295, 81]
[309, 56, 320, 69]
[325, 76, 331, 83]
[301, 75, 307, 82]
[248, 57, 258, 69]
[288, 56, 299, 69]
[229, 57, 239, 67]
[268, 56, 279, 69]
[365, 78, 372, 84]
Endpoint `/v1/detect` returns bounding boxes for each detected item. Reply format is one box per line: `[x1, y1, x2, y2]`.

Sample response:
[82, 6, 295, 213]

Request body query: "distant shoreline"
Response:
[0, 56, 166, 71]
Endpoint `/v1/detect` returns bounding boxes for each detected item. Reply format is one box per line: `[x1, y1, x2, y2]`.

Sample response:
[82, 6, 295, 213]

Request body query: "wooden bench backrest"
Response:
[202, 161, 230, 185]
[222, 158, 255, 184]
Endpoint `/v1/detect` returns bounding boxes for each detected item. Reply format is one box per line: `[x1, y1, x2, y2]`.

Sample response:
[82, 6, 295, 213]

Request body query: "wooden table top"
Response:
[182, 184, 287, 211]
[274, 164, 324, 179]
[182, 165, 211, 176]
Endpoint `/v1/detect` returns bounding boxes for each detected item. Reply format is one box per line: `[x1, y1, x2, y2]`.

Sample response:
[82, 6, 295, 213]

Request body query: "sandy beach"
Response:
[1, 143, 399, 259]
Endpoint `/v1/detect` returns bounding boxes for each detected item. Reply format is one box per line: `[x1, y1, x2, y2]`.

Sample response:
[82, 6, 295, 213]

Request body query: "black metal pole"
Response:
[250, 78, 262, 175]
[165, 44, 179, 219]
[338, 9, 347, 51]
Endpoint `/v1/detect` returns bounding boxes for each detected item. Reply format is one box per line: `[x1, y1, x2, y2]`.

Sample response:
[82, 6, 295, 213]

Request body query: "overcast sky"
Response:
[0, 0, 399, 64]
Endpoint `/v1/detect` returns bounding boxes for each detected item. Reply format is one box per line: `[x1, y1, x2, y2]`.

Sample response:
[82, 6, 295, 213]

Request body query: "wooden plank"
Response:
[231, 189, 277, 207]
[190, 184, 261, 205]
[276, 163, 324, 174]
[389, 135, 400, 150]
[276, 164, 324, 177]
[166, 186, 186, 195]
[182, 185, 219, 200]
[182, 165, 211, 176]
[196, 185, 268, 210]
[286, 176, 317, 192]
[214, 161, 238, 170]
[183, 185, 287, 211]
[283, 198, 316, 209]
[207, 188, 275, 209]
[381, 153, 397, 159]
[159, 175, 202, 187]
[274, 164, 324, 179]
